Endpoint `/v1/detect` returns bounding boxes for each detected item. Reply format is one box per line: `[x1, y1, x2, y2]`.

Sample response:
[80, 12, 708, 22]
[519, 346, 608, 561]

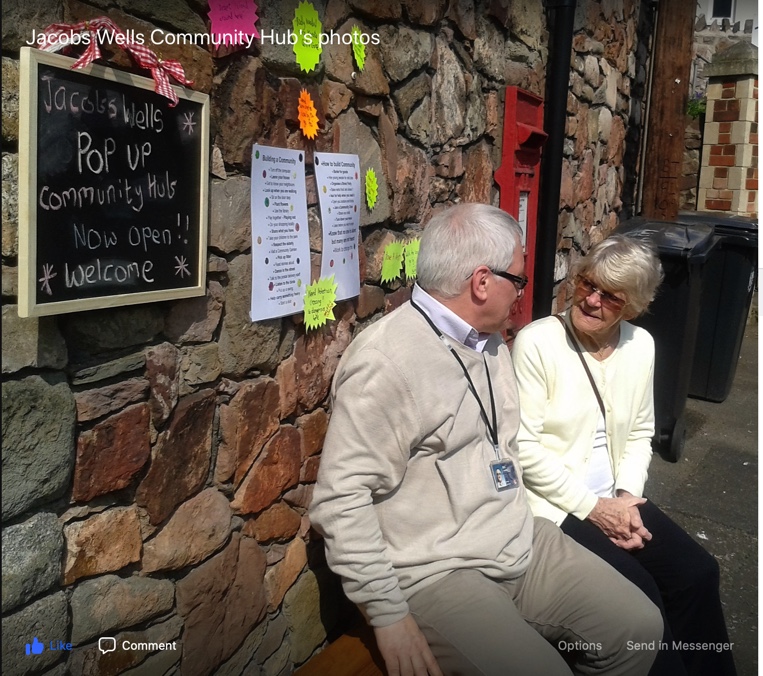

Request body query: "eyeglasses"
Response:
[491, 269, 529, 291]
[576, 276, 627, 310]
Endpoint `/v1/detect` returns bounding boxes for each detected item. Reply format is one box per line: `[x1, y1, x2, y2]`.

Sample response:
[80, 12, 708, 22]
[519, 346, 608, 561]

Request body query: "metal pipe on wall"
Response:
[534, 0, 577, 319]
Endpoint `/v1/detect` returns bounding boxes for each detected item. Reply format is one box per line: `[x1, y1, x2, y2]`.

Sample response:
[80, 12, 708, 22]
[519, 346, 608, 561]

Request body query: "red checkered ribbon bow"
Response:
[38, 17, 193, 107]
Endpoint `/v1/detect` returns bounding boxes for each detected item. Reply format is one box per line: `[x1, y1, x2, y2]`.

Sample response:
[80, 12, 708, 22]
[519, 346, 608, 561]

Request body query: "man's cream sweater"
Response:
[512, 313, 655, 526]
[309, 303, 534, 627]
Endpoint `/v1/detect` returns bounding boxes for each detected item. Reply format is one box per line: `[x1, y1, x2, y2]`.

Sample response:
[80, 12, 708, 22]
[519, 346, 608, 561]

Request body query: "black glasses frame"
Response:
[576, 276, 627, 310]
[491, 269, 529, 291]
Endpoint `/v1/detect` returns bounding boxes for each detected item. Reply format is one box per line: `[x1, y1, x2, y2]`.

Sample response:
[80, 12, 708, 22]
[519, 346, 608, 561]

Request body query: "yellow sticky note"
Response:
[298, 89, 319, 139]
[404, 239, 420, 280]
[365, 168, 378, 209]
[293, 1, 322, 73]
[381, 242, 405, 283]
[352, 25, 366, 71]
[303, 276, 337, 331]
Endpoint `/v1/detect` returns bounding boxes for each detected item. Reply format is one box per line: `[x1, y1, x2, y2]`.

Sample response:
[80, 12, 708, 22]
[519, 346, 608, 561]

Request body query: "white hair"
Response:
[416, 203, 523, 298]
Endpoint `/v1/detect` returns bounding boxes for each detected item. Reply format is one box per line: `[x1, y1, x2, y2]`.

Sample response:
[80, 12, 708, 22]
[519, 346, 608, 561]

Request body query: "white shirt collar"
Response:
[411, 284, 490, 352]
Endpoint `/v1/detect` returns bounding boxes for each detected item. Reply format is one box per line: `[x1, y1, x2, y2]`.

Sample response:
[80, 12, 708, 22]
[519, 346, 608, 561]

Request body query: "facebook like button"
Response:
[25, 638, 44, 655]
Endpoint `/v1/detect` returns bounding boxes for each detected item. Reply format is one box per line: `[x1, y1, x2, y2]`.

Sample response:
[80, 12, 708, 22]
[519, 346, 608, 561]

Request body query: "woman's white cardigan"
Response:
[511, 312, 655, 525]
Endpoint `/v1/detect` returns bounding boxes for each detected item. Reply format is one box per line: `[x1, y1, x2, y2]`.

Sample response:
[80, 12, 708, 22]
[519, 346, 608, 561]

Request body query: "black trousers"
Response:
[561, 500, 736, 676]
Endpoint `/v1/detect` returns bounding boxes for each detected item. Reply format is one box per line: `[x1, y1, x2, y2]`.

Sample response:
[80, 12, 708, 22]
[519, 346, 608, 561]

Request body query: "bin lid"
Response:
[616, 218, 716, 261]
[676, 211, 757, 242]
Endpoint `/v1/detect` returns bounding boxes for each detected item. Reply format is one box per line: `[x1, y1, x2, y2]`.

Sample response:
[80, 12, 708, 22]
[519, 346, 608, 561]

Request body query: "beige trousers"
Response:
[407, 517, 662, 676]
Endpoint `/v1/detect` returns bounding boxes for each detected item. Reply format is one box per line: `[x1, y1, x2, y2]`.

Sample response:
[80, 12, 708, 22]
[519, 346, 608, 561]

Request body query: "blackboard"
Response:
[18, 47, 209, 317]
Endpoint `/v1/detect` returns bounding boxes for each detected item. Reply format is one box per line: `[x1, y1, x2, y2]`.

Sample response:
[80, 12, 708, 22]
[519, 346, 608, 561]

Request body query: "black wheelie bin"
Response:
[675, 211, 758, 402]
[615, 218, 716, 462]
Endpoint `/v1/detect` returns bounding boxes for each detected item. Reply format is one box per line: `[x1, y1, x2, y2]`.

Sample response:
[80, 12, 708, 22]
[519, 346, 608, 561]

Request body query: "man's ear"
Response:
[471, 266, 491, 301]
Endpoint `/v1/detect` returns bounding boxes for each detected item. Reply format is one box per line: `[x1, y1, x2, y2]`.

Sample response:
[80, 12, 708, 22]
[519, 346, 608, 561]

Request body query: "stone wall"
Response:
[1, 1, 650, 675]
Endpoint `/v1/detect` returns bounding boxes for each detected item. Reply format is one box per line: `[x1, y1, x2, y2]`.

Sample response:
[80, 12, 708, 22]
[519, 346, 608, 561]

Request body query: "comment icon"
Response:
[98, 637, 116, 654]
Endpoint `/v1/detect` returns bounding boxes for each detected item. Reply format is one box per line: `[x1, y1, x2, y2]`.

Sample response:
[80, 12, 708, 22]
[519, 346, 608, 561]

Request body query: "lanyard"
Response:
[410, 300, 500, 458]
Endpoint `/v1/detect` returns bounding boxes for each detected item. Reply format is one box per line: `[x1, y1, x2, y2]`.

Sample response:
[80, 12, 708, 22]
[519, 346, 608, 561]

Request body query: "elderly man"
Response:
[310, 203, 662, 676]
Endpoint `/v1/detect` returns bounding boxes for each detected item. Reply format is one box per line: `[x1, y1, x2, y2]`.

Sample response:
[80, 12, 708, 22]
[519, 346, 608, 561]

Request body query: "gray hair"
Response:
[417, 203, 523, 298]
[574, 234, 664, 316]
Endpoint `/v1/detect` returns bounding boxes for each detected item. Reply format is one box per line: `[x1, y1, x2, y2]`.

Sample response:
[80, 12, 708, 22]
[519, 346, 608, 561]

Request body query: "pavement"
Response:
[645, 298, 758, 676]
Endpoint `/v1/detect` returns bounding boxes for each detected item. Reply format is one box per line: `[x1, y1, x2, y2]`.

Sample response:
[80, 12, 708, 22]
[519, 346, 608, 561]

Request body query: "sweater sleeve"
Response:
[309, 347, 422, 627]
[512, 326, 599, 520]
[614, 334, 655, 497]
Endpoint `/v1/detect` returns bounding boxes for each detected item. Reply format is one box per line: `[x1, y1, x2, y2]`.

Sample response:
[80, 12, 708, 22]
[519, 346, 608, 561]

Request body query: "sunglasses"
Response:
[491, 269, 529, 291]
[576, 277, 627, 310]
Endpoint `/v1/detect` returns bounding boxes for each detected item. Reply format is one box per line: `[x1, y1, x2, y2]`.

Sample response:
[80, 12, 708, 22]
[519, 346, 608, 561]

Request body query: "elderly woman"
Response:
[512, 235, 735, 676]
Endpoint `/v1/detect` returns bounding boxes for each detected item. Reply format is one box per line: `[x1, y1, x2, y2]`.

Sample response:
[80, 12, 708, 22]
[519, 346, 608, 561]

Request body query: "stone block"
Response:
[231, 379, 281, 486]
[736, 144, 754, 167]
[728, 167, 747, 191]
[176, 533, 267, 676]
[179, 343, 222, 394]
[739, 98, 757, 122]
[282, 569, 337, 664]
[431, 39, 466, 145]
[2, 512, 63, 613]
[378, 25, 433, 82]
[2, 57, 19, 142]
[336, 109, 390, 227]
[2, 263, 18, 298]
[142, 488, 232, 573]
[1, 592, 68, 676]
[265, 537, 307, 610]
[209, 177, 252, 255]
[164, 281, 224, 343]
[297, 408, 328, 458]
[71, 352, 146, 386]
[456, 141, 493, 204]
[61, 306, 163, 354]
[703, 121, 720, 145]
[2, 377, 75, 521]
[70, 575, 175, 645]
[2, 307, 68, 374]
[73, 404, 151, 502]
[74, 378, 149, 423]
[2, 152, 18, 260]
[219, 255, 282, 377]
[232, 426, 302, 515]
[63, 506, 142, 585]
[136, 390, 215, 525]
[244, 502, 302, 543]
[145, 342, 180, 427]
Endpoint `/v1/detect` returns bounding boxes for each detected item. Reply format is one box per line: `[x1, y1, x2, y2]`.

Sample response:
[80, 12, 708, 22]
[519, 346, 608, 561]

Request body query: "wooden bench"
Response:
[294, 621, 386, 676]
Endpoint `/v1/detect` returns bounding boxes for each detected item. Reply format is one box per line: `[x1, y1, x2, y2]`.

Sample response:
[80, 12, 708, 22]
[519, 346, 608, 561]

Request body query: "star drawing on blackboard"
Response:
[174, 255, 191, 278]
[182, 112, 196, 136]
[39, 263, 57, 295]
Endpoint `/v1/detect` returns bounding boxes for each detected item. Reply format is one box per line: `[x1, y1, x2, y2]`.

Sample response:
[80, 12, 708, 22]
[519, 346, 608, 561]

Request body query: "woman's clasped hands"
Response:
[587, 492, 653, 550]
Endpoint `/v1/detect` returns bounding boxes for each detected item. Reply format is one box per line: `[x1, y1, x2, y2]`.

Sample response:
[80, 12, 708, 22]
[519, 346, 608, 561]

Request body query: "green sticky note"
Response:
[352, 25, 366, 71]
[317, 275, 338, 322]
[365, 168, 378, 209]
[303, 276, 337, 331]
[381, 242, 405, 283]
[404, 239, 420, 280]
[293, 1, 322, 73]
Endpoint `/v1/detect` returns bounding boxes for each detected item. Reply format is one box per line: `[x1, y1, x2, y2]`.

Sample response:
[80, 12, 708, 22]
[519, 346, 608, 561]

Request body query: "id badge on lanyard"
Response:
[490, 443, 519, 491]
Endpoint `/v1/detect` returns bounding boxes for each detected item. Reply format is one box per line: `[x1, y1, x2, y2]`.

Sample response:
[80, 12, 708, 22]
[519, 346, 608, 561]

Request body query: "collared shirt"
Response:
[411, 284, 491, 352]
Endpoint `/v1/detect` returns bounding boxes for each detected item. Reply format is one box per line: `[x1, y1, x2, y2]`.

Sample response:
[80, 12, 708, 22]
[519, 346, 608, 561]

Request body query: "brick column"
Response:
[697, 41, 758, 217]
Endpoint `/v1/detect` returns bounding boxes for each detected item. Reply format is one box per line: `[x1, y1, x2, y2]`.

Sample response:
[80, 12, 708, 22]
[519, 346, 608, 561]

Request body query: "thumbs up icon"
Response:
[25, 637, 45, 655]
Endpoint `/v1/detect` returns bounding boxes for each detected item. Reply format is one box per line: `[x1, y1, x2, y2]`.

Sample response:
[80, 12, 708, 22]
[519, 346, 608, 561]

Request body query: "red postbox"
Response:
[494, 87, 546, 335]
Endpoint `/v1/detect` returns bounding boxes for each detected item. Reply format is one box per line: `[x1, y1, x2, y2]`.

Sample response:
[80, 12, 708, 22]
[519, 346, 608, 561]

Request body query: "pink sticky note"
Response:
[208, 0, 261, 47]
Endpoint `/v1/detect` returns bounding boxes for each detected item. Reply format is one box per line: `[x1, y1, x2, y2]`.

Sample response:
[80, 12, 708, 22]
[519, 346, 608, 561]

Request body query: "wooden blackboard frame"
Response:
[18, 47, 210, 317]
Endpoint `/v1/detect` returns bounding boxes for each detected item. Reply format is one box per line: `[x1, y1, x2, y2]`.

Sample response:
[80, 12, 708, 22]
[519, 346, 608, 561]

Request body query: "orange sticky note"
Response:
[298, 89, 319, 140]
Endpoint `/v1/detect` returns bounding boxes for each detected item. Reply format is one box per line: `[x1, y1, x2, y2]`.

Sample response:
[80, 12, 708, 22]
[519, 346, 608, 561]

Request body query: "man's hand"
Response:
[587, 495, 648, 540]
[373, 614, 443, 676]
